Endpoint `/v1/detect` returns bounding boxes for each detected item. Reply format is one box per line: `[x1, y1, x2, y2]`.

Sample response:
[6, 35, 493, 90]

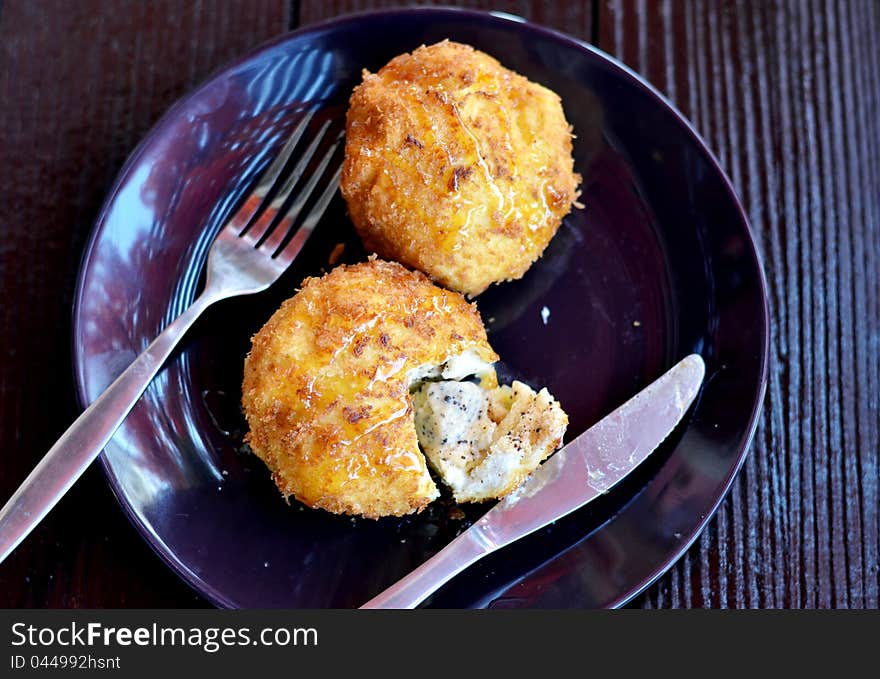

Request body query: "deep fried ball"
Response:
[241, 258, 498, 518]
[340, 40, 581, 296]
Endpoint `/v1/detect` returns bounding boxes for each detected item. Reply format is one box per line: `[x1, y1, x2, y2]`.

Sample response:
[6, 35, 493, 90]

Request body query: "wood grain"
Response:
[0, 0, 291, 607]
[299, 0, 596, 39]
[600, 0, 880, 609]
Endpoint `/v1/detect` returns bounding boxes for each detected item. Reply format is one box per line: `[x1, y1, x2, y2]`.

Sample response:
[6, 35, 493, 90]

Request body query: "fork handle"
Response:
[0, 290, 218, 565]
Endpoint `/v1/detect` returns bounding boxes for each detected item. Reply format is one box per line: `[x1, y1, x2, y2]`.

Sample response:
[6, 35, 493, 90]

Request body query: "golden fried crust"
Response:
[241, 258, 498, 518]
[340, 40, 581, 296]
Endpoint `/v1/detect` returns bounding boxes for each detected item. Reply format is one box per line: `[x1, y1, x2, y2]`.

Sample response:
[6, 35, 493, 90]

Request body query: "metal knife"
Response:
[360, 353, 706, 609]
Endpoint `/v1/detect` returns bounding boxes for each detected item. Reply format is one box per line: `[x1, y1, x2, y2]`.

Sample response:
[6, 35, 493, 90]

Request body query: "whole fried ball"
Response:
[340, 40, 581, 296]
[241, 258, 498, 518]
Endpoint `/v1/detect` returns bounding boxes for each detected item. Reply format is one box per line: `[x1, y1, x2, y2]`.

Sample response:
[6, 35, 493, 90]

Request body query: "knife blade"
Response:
[360, 353, 706, 609]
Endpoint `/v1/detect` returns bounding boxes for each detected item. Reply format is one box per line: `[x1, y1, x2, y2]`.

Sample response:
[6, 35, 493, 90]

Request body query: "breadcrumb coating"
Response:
[341, 40, 581, 296]
[242, 258, 497, 518]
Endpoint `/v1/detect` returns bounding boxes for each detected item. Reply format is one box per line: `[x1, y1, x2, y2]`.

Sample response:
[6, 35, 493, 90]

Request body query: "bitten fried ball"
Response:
[340, 40, 581, 296]
[241, 258, 499, 518]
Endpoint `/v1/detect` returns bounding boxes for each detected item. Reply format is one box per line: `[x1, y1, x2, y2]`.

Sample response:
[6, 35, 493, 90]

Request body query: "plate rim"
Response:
[71, 5, 771, 609]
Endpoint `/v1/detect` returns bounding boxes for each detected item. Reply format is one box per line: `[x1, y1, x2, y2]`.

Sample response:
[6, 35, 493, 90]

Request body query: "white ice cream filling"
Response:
[407, 350, 567, 502]
[405, 348, 495, 386]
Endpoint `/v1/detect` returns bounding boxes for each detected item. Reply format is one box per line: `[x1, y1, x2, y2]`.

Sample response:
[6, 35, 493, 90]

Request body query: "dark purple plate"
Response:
[73, 8, 768, 608]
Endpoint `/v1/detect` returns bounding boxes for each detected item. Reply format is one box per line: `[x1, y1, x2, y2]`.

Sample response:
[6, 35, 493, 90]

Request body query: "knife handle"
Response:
[360, 526, 493, 609]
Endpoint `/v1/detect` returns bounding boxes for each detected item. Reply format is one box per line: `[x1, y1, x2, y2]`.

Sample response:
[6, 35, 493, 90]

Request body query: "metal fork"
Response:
[0, 108, 343, 564]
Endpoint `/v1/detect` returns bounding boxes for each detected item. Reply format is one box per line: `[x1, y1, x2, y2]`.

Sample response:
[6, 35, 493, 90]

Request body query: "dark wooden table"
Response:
[1, 0, 877, 609]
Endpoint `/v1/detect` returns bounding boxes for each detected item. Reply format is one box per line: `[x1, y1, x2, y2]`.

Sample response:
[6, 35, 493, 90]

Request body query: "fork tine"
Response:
[242, 119, 333, 245]
[274, 162, 343, 263]
[225, 108, 314, 234]
[269, 120, 333, 207]
[260, 132, 344, 256]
